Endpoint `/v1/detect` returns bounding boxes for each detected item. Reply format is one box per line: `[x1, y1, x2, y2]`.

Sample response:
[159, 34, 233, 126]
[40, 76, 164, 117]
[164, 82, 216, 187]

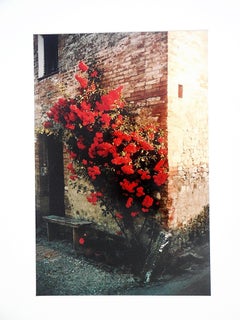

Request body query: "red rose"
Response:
[70, 104, 78, 112]
[65, 123, 75, 130]
[95, 132, 103, 139]
[58, 97, 67, 106]
[113, 137, 122, 147]
[69, 112, 77, 122]
[96, 192, 103, 197]
[142, 195, 154, 208]
[80, 111, 96, 126]
[87, 193, 98, 205]
[115, 212, 123, 219]
[78, 61, 89, 72]
[126, 197, 133, 208]
[158, 136, 165, 143]
[77, 137, 86, 150]
[86, 192, 102, 205]
[79, 237, 85, 245]
[70, 151, 77, 159]
[136, 187, 145, 197]
[158, 148, 167, 156]
[43, 121, 53, 128]
[46, 111, 54, 118]
[153, 172, 168, 186]
[124, 143, 138, 154]
[75, 74, 88, 88]
[87, 166, 101, 180]
[137, 169, 151, 180]
[67, 162, 75, 174]
[100, 113, 112, 127]
[131, 211, 139, 217]
[121, 164, 134, 175]
[111, 155, 131, 166]
[80, 101, 91, 110]
[90, 70, 98, 77]
[120, 179, 138, 193]
[154, 159, 166, 172]
[96, 142, 116, 158]
[69, 175, 78, 181]
[139, 140, 154, 151]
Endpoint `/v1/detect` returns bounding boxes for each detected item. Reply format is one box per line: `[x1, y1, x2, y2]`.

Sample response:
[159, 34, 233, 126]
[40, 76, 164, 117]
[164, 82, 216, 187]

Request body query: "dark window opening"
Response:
[43, 35, 58, 76]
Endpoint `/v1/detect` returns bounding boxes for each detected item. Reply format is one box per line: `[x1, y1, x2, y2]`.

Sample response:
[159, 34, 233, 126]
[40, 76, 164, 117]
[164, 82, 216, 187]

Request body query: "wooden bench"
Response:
[42, 215, 93, 249]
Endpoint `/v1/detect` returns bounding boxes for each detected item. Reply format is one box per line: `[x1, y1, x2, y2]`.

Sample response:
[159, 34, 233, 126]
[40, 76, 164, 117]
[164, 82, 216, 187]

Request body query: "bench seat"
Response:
[42, 215, 93, 249]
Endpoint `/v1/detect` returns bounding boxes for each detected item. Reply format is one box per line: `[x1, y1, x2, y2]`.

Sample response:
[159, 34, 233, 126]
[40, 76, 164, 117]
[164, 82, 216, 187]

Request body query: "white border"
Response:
[1, 0, 240, 319]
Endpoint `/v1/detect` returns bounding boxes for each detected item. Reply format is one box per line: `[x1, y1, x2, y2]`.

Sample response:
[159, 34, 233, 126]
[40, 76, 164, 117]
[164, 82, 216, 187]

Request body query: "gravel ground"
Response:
[36, 235, 138, 295]
[36, 231, 210, 296]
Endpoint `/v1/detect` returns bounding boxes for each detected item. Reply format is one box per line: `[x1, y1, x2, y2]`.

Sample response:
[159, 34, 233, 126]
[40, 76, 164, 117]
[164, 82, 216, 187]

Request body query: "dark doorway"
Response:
[47, 135, 65, 216]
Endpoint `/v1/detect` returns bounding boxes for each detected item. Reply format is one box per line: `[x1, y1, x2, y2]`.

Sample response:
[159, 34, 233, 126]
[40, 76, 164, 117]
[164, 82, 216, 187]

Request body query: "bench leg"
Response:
[72, 228, 79, 250]
[46, 223, 56, 241]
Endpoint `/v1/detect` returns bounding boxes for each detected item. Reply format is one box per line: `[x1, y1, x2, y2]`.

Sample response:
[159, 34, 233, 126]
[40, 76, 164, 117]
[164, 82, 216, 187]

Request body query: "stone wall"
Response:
[167, 30, 208, 229]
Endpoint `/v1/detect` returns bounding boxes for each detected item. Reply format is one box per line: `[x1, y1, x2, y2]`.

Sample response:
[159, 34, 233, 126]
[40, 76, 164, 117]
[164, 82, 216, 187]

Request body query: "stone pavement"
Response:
[36, 233, 210, 295]
[36, 244, 62, 262]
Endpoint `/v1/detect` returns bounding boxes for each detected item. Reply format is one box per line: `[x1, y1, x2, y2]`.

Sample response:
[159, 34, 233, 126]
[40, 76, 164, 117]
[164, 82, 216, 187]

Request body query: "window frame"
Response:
[37, 34, 59, 80]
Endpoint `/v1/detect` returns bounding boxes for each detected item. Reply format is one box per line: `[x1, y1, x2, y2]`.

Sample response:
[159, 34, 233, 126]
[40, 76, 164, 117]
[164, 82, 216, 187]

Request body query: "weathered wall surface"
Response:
[95, 32, 168, 129]
[35, 31, 209, 233]
[34, 32, 168, 233]
[167, 30, 208, 229]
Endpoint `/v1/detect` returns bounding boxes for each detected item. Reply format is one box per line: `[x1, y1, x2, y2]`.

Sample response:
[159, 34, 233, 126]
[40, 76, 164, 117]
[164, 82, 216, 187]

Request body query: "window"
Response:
[38, 34, 58, 78]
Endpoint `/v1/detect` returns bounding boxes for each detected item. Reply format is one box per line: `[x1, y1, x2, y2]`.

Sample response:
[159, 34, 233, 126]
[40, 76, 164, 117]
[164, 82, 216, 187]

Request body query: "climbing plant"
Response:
[40, 60, 168, 269]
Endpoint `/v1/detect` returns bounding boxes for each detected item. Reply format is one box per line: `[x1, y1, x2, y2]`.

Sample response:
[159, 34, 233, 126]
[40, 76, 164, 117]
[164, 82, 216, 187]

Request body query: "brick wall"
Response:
[95, 32, 168, 129]
[167, 30, 208, 229]
[34, 32, 168, 232]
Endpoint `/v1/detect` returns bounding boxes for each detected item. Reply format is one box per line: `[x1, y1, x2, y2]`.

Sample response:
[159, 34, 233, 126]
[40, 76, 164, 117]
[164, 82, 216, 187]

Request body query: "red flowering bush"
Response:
[42, 60, 168, 257]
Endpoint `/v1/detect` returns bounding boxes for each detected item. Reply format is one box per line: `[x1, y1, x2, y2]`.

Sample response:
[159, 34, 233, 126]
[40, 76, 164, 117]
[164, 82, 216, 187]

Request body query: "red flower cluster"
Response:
[43, 60, 168, 226]
[87, 166, 101, 180]
[88, 132, 116, 159]
[75, 61, 89, 88]
[120, 179, 138, 193]
[75, 74, 88, 88]
[87, 191, 103, 205]
[77, 137, 86, 150]
[130, 211, 139, 217]
[126, 197, 133, 208]
[66, 161, 78, 180]
[153, 159, 168, 186]
[137, 169, 151, 180]
[95, 87, 124, 112]
[153, 172, 168, 186]
[79, 237, 85, 245]
[70, 103, 97, 127]
[43, 121, 53, 128]
[78, 61, 89, 72]
[115, 212, 123, 219]
[136, 186, 145, 197]
[121, 164, 134, 175]
[67, 162, 75, 174]
[90, 70, 98, 77]
[142, 195, 154, 208]
[45, 98, 67, 124]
